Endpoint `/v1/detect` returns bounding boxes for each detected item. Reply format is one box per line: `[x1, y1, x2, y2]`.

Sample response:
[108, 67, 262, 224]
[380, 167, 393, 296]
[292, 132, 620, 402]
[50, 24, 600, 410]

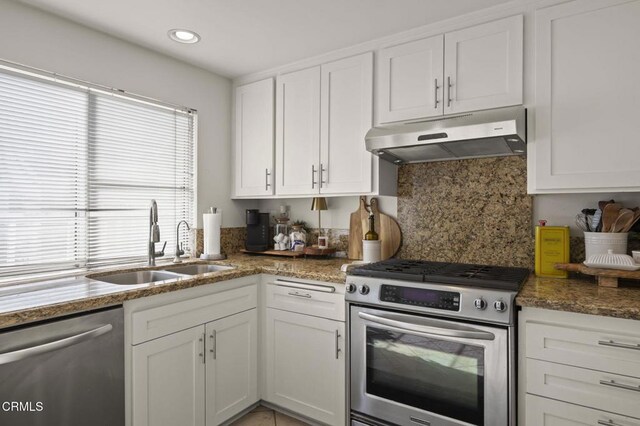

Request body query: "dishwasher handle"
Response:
[0, 324, 113, 366]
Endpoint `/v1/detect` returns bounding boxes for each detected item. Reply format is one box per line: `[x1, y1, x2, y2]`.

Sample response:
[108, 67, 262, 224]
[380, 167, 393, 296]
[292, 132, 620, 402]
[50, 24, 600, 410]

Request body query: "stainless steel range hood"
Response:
[366, 106, 526, 164]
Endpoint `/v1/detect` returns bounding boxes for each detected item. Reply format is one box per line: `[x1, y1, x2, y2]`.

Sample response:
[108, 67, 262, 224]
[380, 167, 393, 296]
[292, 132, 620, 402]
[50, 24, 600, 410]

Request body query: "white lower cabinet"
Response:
[132, 326, 206, 426]
[205, 309, 258, 425]
[526, 394, 640, 426]
[520, 307, 640, 426]
[132, 309, 258, 426]
[264, 308, 346, 426]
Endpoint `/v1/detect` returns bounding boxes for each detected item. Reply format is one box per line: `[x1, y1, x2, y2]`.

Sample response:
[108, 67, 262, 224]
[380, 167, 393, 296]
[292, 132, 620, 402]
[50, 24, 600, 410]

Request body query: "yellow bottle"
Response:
[535, 221, 570, 278]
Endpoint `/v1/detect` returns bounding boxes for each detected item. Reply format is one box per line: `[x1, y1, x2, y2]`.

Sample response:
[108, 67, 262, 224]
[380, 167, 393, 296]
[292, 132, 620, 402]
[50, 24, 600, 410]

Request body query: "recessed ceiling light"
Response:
[168, 29, 200, 44]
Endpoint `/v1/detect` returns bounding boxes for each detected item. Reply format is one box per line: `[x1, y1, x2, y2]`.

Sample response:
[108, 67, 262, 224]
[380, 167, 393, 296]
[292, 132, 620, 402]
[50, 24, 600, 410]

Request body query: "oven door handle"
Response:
[358, 312, 495, 341]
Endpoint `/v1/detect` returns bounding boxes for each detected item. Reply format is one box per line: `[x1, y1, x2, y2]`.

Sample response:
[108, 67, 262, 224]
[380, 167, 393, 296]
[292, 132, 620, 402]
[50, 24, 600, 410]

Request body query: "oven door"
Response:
[350, 306, 509, 426]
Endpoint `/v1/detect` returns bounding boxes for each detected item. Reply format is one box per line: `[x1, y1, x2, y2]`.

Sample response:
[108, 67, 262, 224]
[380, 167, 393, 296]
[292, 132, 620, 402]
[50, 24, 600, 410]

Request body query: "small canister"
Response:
[362, 240, 381, 263]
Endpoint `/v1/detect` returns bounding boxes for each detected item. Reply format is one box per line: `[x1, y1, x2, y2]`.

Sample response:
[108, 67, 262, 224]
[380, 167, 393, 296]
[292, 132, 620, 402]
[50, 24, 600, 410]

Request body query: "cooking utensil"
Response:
[611, 208, 635, 233]
[622, 208, 640, 233]
[370, 197, 402, 260]
[575, 213, 589, 232]
[602, 203, 623, 232]
[591, 208, 603, 232]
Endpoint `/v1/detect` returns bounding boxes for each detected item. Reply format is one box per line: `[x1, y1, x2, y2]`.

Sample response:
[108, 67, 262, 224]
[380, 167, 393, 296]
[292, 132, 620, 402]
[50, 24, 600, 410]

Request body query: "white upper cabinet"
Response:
[275, 67, 321, 196]
[444, 15, 523, 114]
[320, 52, 373, 195]
[377, 35, 444, 123]
[234, 78, 274, 197]
[530, 0, 640, 193]
[376, 15, 523, 124]
[273, 52, 376, 197]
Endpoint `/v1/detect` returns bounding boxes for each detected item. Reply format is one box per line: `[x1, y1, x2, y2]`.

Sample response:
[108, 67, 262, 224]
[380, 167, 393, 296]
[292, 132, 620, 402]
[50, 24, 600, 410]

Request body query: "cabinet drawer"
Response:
[525, 317, 640, 378]
[527, 358, 640, 419]
[265, 279, 345, 321]
[526, 394, 640, 426]
[132, 285, 257, 345]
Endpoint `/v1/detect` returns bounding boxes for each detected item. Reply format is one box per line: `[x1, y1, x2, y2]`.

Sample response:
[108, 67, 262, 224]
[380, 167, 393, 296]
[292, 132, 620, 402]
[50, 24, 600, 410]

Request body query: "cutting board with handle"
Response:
[348, 196, 369, 260]
[348, 196, 402, 260]
[370, 198, 402, 260]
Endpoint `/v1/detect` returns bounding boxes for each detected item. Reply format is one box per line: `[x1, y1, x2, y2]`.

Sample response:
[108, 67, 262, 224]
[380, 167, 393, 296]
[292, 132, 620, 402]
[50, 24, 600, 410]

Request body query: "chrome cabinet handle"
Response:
[274, 279, 336, 293]
[265, 168, 271, 191]
[358, 311, 495, 340]
[210, 330, 216, 360]
[434, 78, 440, 109]
[599, 340, 640, 351]
[599, 379, 640, 393]
[199, 335, 205, 363]
[447, 76, 452, 107]
[311, 164, 317, 189]
[598, 420, 630, 426]
[320, 164, 326, 188]
[287, 291, 312, 299]
[335, 330, 341, 359]
[0, 324, 112, 366]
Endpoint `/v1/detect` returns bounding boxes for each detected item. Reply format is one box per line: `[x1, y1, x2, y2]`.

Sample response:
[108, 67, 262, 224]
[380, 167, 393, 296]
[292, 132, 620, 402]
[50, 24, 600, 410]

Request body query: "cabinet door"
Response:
[275, 67, 321, 196]
[320, 52, 373, 195]
[526, 394, 640, 426]
[444, 15, 523, 114]
[234, 78, 275, 197]
[377, 35, 444, 123]
[132, 326, 205, 426]
[265, 308, 345, 426]
[532, 0, 640, 192]
[205, 309, 258, 426]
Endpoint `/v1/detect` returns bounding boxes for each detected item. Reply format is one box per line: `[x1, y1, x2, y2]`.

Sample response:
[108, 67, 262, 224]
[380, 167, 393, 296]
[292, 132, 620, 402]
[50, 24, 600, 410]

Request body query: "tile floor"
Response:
[230, 405, 310, 426]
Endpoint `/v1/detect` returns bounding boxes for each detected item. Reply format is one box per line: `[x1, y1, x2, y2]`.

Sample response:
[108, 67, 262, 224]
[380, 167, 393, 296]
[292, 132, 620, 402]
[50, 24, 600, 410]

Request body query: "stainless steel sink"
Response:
[163, 264, 235, 275]
[90, 270, 186, 285]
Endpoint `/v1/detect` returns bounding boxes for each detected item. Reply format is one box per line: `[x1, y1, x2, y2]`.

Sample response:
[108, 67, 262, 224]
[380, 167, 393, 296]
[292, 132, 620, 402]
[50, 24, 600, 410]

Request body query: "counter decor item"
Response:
[311, 197, 328, 247]
[555, 262, 640, 288]
[534, 220, 570, 278]
[348, 196, 401, 260]
[201, 207, 225, 260]
[273, 206, 290, 251]
[289, 223, 307, 252]
[584, 231, 628, 260]
[362, 240, 381, 263]
[583, 249, 640, 271]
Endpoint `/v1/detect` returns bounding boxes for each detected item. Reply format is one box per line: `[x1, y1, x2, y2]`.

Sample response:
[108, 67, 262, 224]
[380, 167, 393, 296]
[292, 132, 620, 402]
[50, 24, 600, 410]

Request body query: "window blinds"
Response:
[0, 65, 196, 284]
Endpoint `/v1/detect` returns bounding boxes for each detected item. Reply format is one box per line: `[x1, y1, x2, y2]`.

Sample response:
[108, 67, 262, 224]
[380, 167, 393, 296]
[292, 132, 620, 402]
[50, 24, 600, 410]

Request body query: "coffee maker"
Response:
[245, 209, 270, 252]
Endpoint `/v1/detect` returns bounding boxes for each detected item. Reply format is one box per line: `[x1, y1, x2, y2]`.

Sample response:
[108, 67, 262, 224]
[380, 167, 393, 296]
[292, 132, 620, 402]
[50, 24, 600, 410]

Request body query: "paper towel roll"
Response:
[203, 212, 222, 256]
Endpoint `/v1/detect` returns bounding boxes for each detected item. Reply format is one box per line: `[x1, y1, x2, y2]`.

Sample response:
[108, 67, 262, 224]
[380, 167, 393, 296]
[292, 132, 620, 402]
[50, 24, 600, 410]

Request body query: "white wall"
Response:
[0, 0, 255, 227]
[258, 196, 397, 229]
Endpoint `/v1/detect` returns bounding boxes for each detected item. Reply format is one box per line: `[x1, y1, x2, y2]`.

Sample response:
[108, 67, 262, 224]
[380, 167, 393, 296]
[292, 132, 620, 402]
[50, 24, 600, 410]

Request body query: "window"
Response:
[0, 63, 196, 284]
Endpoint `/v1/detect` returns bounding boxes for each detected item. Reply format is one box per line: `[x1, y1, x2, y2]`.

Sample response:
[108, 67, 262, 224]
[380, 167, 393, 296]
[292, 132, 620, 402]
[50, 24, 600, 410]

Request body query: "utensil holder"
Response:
[584, 232, 628, 260]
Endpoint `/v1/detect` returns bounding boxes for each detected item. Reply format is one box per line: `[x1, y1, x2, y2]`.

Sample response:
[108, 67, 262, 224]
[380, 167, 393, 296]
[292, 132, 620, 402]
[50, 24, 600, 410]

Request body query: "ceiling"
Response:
[17, 0, 512, 78]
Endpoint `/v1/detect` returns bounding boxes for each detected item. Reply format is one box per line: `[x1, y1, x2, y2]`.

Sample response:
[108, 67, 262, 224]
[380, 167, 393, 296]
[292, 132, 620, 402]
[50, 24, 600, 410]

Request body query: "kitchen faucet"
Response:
[148, 199, 166, 266]
[173, 220, 191, 263]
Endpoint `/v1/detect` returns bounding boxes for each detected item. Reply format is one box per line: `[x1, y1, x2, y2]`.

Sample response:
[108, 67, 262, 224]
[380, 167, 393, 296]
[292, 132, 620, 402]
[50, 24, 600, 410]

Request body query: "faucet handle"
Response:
[155, 241, 167, 257]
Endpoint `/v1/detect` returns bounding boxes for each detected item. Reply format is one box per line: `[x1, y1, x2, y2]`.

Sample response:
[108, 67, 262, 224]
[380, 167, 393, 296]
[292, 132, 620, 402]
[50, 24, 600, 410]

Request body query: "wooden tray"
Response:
[240, 249, 304, 258]
[555, 263, 640, 287]
[303, 247, 337, 257]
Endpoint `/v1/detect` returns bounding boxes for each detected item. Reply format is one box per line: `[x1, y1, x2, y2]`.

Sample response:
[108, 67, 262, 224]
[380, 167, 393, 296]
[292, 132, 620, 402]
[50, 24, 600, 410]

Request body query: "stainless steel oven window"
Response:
[366, 326, 484, 424]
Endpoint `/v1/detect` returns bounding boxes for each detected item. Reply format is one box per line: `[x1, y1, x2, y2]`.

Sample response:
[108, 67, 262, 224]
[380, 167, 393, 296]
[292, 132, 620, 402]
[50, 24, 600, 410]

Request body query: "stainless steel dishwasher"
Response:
[0, 306, 124, 426]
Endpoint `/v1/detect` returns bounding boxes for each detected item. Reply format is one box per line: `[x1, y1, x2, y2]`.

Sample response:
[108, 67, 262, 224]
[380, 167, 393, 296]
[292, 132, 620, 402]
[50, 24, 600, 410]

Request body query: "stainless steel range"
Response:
[345, 260, 529, 426]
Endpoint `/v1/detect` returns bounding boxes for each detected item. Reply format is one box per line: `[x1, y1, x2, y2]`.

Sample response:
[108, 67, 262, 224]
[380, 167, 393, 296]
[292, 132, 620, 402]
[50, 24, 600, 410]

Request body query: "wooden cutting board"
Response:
[370, 198, 402, 260]
[555, 263, 640, 287]
[348, 196, 369, 260]
[348, 196, 402, 260]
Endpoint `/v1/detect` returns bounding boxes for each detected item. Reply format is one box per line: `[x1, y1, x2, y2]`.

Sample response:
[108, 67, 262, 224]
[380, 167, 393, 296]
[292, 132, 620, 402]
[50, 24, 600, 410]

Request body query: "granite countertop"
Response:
[0, 254, 349, 329]
[516, 274, 640, 320]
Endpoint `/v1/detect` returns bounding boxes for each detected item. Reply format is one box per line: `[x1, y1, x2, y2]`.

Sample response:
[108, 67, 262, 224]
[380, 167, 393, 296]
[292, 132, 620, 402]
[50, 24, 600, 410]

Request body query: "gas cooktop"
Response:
[349, 259, 530, 292]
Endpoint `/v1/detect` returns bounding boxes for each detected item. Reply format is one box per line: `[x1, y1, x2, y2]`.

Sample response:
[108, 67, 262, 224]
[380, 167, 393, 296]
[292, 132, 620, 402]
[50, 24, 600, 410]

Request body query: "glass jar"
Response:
[274, 217, 290, 251]
[289, 225, 307, 252]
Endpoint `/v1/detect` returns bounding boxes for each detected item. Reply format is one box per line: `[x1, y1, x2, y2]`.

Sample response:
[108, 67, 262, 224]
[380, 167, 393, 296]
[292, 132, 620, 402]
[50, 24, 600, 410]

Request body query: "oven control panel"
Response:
[379, 285, 460, 311]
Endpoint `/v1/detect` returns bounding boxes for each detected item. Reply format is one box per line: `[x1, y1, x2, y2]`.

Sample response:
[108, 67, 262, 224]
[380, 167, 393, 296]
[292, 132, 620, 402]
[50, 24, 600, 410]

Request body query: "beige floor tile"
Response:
[274, 411, 310, 426]
[230, 410, 276, 426]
